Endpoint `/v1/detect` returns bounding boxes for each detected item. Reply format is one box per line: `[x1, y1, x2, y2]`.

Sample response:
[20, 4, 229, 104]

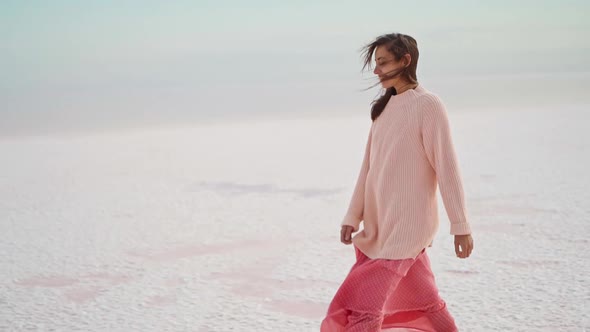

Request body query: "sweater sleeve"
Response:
[341, 126, 372, 233]
[420, 95, 472, 235]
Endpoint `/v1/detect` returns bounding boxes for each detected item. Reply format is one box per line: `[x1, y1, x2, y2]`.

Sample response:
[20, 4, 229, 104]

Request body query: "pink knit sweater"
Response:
[341, 84, 472, 260]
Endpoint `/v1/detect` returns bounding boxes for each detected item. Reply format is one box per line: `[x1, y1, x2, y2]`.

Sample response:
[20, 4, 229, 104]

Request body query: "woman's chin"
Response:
[380, 81, 395, 89]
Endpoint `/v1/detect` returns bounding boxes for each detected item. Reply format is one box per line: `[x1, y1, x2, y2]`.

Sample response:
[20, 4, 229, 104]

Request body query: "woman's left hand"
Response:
[454, 234, 473, 259]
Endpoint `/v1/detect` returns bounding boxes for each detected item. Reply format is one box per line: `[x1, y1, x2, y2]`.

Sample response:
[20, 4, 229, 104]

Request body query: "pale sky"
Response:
[1, 0, 589, 135]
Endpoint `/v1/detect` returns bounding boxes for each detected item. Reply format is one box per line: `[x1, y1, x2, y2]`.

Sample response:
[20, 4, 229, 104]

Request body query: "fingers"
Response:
[455, 239, 466, 259]
[344, 227, 352, 244]
[340, 226, 353, 245]
[455, 236, 474, 259]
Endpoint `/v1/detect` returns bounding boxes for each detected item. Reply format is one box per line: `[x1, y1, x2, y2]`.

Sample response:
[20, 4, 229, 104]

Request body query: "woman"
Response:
[320, 33, 474, 332]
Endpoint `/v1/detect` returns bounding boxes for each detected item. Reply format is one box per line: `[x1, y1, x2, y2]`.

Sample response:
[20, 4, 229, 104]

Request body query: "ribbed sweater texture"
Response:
[341, 84, 472, 259]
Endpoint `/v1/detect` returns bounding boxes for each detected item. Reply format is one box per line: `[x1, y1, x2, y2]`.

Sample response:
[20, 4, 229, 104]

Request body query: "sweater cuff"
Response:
[341, 213, 362, 233]
[450, 222, 471, 235]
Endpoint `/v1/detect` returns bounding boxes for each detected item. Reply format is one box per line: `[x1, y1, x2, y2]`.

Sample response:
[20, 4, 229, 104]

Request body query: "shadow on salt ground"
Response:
[444, 269, 480, 276]
[495, 259, 562, 268]
[186, 180, 344, 198]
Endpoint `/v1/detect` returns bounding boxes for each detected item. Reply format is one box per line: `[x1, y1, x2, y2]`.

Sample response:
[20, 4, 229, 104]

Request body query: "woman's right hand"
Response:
[340, 225, 354, 245]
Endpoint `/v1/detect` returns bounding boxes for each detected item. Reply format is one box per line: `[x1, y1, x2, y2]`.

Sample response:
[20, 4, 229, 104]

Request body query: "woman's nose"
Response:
[373, 67, 381, 75]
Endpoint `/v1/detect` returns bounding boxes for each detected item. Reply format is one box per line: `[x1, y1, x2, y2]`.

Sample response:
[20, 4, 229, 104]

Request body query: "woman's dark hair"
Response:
[360, 33, 419, 121]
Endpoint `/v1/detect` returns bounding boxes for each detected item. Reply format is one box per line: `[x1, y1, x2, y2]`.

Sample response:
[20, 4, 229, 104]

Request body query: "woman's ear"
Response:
[403, 53, 412, 67]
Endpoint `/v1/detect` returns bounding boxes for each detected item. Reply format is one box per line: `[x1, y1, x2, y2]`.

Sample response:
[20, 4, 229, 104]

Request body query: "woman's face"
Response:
[373, 46, 405, 89]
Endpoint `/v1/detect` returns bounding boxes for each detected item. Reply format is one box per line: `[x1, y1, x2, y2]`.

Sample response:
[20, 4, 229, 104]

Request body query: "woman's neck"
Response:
[393, 81, 418, 95]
